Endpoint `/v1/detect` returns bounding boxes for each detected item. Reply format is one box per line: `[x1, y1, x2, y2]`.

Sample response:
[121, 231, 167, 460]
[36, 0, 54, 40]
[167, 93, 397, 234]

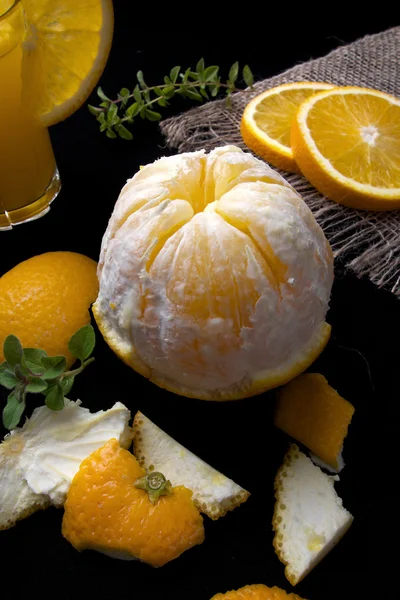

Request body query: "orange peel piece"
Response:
[210, 583, 306, 599]
[274, 373, 355, 471]
[62, 439, 204, 566]
[273, 445, 353, 585]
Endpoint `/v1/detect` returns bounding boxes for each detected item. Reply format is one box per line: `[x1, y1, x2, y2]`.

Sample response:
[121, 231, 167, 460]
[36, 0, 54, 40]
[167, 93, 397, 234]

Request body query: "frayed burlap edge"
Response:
[161, 27, 400, 297]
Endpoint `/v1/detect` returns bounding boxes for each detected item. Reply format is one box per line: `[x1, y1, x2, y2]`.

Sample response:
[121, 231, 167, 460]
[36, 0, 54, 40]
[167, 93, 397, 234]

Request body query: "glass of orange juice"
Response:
[0, 0, 61, 230]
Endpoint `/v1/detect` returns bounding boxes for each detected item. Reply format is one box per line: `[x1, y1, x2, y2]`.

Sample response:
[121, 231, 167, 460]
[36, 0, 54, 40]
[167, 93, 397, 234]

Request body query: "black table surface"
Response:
[1, 5, 396, 599]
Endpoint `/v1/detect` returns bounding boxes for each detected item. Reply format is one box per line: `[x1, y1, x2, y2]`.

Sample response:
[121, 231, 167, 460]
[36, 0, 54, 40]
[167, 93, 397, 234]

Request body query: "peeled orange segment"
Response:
[274, 373, 355, 472]
[62, 439, 205, 566]
[291, 86, 400, 210]
[210, 583, 306, 600]
[93, 146, 333, 400]
[273, 445, 353, 586]
[21, 0, 114, 126]
[133, 411, 249, 519]
[241, 82, 335, 172]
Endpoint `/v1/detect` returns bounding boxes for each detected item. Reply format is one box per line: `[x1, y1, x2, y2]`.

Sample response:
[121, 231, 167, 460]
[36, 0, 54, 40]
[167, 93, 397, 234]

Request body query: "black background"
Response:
[1, 3, 397, 599]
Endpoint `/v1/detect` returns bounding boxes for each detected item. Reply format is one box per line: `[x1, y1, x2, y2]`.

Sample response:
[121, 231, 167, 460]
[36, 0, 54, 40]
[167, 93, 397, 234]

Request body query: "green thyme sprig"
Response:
[88, 59, 254, 140]
[0, 324, 96, 431]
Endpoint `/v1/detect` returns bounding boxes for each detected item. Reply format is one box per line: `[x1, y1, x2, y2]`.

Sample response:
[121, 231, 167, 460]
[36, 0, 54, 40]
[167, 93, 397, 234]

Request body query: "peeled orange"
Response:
[93, 146, 333, 400]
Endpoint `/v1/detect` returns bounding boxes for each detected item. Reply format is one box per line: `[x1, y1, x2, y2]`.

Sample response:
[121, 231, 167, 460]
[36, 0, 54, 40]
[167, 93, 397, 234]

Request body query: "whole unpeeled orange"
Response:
[94, 145, 333, 400]
[0, 251, 98, 366]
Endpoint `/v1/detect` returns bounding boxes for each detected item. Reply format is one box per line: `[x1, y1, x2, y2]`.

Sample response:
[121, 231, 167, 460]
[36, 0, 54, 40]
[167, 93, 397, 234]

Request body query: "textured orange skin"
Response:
[274, 373, 355, 469]
[210, 584, 306, 600]
[62, 439, 205, 567]
[0, 252, 98, 367]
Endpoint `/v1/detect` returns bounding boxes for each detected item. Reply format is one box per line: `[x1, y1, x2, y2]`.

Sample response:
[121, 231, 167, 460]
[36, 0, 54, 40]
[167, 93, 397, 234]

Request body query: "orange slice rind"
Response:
[291, 86, 400, 210]
[21, 0, 114, 126]
[241, 82, 335, 172]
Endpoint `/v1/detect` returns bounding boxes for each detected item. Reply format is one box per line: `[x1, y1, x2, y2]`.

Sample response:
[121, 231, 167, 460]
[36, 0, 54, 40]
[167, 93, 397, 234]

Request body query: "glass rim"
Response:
[0, 0, 20, 21]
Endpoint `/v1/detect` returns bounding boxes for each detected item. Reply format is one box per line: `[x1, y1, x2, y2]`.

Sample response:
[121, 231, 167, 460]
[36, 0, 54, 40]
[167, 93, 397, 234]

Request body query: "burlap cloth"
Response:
[161, 27, 400, 297]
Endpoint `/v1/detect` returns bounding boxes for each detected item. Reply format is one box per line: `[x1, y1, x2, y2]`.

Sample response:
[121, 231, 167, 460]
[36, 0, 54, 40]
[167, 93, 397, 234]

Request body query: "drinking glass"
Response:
[0, 0, 61, 230]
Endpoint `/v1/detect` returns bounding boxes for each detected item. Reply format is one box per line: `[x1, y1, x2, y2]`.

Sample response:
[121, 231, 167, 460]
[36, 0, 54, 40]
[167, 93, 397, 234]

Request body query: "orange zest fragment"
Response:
[62, 439, 205, 566]
[274, 373, 355, 471]
[210, 583, 306, 600]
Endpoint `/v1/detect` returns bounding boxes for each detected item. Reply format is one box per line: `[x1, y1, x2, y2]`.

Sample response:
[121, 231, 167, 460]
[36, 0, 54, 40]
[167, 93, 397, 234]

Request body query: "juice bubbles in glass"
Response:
[0, 0, 60, 230]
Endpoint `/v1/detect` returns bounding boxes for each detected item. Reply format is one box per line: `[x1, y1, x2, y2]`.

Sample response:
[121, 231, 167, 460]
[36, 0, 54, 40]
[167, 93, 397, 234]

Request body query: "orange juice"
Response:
[0, 0, 60, 229]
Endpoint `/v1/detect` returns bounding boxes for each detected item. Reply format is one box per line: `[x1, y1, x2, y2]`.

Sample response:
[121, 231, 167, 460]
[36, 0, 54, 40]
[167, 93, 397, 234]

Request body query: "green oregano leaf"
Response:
[0, 366, 18, 390]
[45, 384, 65, 411]
[26, 378, 48, 394]
[60, 375, 75, 396]
[3, 391, 26, 430]
[196, 58, 205, 75]
[41, 356, 67, 380]
[137, 70, 147, 89]
[3, 335, 23, 368]
[204, 65, 219, 82]
[126, 102, 140, 118]
[145, 109, 162, 122]
[97, 87, 111, 102]
[88, 104, 104, 116]
[116, 124, 134, 140]
[22, 348, 47, 373]
[243, 65, 254, 88]
[133, 85, 142, 103]
[170, 66, 180, 83]
[228, 61, 239, 84]
[68, 324, 95, 361]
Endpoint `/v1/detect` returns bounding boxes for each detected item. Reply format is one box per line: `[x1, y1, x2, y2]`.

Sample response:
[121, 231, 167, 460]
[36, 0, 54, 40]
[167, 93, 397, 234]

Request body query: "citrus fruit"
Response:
[133, 411, 249, 519]
[291, 86, 400, 210]
[273, 445, 353, 586]
[210, 584, 306, 600]
[0, 251, 99, 366]
[21, 0, 114, 126]
[241, 82, 334, 172]
[62, 439, 205, 566]
[0, 400, 131, 531]
[274, 373, 355, 471]
[93, 145, 333, 400]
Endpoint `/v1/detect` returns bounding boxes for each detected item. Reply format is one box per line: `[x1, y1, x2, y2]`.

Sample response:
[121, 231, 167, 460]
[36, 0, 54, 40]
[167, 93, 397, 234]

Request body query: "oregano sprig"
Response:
[88, 59, 254, 140]
[0, 324, 96, 431]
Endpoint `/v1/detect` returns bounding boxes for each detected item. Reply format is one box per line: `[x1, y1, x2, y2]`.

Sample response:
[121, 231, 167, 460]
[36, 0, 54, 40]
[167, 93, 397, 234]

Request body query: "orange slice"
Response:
[210, 583, 306, 599]
[62, 439, 204, 566]
[274, 373, 355, 471]
[240, 82, 334, 172]
[291, 86, 400, 210]
[21, 0, 114, 126]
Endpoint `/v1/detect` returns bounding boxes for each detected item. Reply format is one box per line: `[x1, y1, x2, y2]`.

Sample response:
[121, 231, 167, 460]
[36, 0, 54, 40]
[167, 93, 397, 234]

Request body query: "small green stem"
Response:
[61, 356, 95, 380]
[111, 81, 241, 108]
